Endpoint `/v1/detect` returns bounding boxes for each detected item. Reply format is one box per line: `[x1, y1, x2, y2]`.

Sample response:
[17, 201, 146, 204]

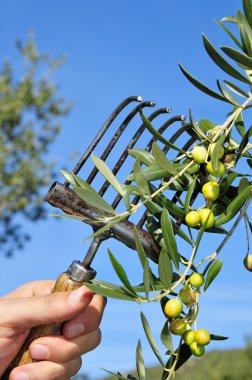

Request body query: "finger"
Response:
[3, 281, 55, 299]
[29, 328, 101, 362]
[63, 294, 106, 339]
[9, 357, 82, 380]
[0, 286, 93, 333]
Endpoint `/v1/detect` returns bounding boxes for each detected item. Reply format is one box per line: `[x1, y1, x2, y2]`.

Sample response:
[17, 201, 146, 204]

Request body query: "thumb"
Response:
[0, 286, 93, 331]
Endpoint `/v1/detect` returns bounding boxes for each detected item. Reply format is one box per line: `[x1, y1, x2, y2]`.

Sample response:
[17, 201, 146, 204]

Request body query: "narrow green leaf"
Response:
[224, 80, 248, 98]
[161, 208, 180, 270]
[143, 260, 151, 299]
[140, 312, 164, 366]
[127, 164, 168, 182]
[74, 186, 117, 215]
[235, 125, 252, 163]
[101, 369, 133, 380]
[82, 214, 128, 242]
[60, 169, 78, 186]
[92, 153, 123, 196]
[237, 11, 252, 55]
[202, 34, 251, 84]
[215, 184, 251, 226]
[215, 19, 243, 50]
[92, 279, 128, 292]
[133, 156, 150, 194]
[211, 134, 226, 170]
[221, 46, 252, 69]
[210, 334, 229, 341]
[243, 0, 252, 28]
[140, 110, 186, 154]
[150, 184, 185, 218]
[84, 283, 136, 301]
[134, 226, 147, 268]
[189, 109, 208, 140]
[160, 320, 174, 353]
[108, 249, 137, 296]
[158, 248, 173, 289]
[217, 80, 242, 106]
[234, 112, 246, 137]
[50, 213, 88, 222]
[204, 259, 223, 291]
[179, 63, 228, 102]
[239, 178, 251, 193]
[172, 222, 194, 247]
[185, 177, 197, 215]
[152, 141, 179, 174]
[199, 119, 217, 133]
[221, 16, 238, 24]
[128, 149, 155, 166]
[136, 340, 145, 380]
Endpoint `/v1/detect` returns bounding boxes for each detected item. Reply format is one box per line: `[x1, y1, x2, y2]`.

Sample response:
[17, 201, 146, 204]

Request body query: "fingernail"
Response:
[65, 322, 85, 338]
[30, 344, 49, 360]
[14, 372, 30, 380]
[69, 286, 92, 304]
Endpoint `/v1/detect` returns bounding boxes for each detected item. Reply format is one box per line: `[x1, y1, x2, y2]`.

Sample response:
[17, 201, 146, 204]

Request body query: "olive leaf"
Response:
[140, 110, 186, 154]
[92, 153, 123, 196]
[152, 141, 179, 175]
[136, 340, 146, 380]
[160, 320, 174, 353]
[204, 259, 223, 291]
[74, 186, 117, 215]
[140, 311, 164, 366]
[133, 156, 150, 194]
[202, 34, 251, 84]
[158, 248, 173, 289]
[108, 249, 138, 296]
[179, 63, 228, 102]
[161, 208, 180, 270]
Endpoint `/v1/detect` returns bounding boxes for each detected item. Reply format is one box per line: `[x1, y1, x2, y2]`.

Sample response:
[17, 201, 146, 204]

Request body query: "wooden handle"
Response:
[3, 272, 82, 379]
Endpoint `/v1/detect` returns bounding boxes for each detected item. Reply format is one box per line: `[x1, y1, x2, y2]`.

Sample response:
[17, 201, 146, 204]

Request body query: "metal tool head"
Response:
[45, 96, 196, 267]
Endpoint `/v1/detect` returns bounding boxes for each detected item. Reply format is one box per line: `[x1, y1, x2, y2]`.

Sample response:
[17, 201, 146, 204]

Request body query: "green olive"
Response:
[209, 143, 224, 159]
[189, 273, 204, 288]
[202, 181, 220, 201]
[164, 299, 183, 318]
[185, 211, 200, 227]
[169, 319, 187, 336]
[192, 146, 207, 164]
[180, 286, 196, 306]
[190, 341, 205, 357]
[206, 161, 225, 177]
[183, 330, 195, 346]
[194, 329, 211, 346]
[244, 254, 252, 272]
[198, 208, 215, 229]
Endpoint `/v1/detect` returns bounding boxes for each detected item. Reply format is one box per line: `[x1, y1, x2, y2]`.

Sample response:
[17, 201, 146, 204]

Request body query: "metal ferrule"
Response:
[67, 260, 96, 283]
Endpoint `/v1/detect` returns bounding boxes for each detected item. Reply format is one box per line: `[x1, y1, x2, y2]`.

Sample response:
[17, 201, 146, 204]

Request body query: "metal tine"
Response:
[110, 111, 184, 211]
[64, 96, 142, 187]
[86, 101, 156, 187]
[99, 107, 172, 200]
[132, 115, 189, 227]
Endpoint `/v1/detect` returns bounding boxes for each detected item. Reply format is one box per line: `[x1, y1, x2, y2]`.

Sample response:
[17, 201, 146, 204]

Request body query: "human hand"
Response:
[0, 280, 106, 379]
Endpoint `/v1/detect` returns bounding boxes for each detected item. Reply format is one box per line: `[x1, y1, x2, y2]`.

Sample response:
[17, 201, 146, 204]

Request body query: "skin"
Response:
[0, 280, 106, 380]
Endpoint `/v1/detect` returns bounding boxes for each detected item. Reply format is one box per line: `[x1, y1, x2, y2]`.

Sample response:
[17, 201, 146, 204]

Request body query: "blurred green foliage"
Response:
[0, 34, 71, 256]
[99, 342, 252, 380]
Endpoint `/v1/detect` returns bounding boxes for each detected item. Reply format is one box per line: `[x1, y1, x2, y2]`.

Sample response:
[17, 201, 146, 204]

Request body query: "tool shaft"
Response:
[45, 182, 159, 263]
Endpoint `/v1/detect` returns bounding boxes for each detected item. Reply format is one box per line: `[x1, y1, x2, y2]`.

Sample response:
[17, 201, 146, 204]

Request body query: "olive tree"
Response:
[0, 35, 71, 256]
[60, 1, 251, 379]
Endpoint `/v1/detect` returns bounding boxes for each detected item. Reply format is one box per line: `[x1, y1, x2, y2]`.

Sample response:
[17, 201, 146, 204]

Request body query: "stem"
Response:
[212, 94, 252, 143]
[203, 198, 251, 275]
[149, 226, 206, 302]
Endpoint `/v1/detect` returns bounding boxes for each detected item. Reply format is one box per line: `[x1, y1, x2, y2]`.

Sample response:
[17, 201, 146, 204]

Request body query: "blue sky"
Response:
[1, 1, 251, 379]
